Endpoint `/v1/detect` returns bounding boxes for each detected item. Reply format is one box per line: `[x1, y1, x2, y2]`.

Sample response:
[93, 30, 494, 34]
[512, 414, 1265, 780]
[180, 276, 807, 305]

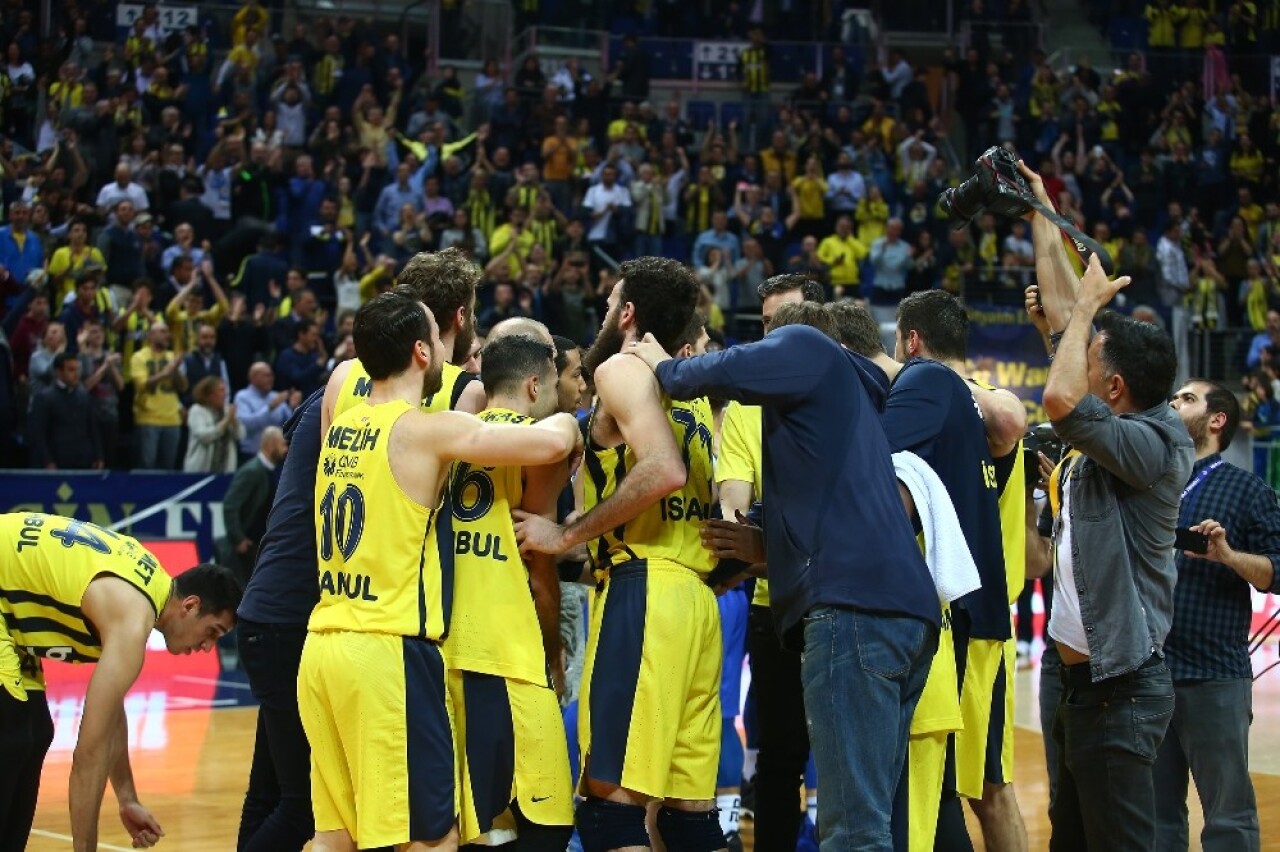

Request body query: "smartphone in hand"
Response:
[1174, 527, 1209, 555]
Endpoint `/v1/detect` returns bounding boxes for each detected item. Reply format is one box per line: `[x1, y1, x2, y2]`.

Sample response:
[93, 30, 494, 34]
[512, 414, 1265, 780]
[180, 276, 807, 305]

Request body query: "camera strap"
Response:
[1024, 195, 1115, 275]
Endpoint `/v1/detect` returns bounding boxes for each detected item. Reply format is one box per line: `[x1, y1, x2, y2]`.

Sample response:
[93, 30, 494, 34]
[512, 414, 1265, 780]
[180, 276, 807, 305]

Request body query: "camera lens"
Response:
[937, 174, 986, 227]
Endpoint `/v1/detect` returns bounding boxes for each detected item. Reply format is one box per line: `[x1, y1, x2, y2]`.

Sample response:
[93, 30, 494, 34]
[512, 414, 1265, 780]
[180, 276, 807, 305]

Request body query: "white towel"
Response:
[892, 451, 982, 604]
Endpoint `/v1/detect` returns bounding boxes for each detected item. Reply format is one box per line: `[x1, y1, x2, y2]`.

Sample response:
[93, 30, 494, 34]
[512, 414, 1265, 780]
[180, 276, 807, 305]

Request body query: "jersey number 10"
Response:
[319, 483, 367, 561]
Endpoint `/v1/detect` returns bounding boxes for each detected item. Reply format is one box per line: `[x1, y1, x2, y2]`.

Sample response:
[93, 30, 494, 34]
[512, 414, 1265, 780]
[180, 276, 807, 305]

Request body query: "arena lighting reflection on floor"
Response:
[40, 539, 258, 765]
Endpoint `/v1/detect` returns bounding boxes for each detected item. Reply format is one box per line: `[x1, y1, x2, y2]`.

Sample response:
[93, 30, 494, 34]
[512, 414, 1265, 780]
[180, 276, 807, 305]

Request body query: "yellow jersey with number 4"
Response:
[0, 513, 172, 691]
[583, 395, 717, 578]
[444, 408, 550, 685]
[311, 400, 450, 639]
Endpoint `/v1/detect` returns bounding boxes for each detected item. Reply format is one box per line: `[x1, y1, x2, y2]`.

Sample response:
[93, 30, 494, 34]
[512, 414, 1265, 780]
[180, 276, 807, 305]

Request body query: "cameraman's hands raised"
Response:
[1077, 253, 1129, 310]
[1016, 161, 1055, 215]
[1025, 285, 1050, 338]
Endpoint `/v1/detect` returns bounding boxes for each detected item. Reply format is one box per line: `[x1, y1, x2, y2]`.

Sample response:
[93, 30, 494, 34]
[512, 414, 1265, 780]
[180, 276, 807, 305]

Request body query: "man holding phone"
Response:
[1160, 379, 1280, 851]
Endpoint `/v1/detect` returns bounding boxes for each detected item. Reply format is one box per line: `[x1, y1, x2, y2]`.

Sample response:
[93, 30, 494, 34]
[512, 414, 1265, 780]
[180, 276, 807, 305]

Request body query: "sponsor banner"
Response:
[964, 302, 1052, 426]
[1, 471, 230, 562]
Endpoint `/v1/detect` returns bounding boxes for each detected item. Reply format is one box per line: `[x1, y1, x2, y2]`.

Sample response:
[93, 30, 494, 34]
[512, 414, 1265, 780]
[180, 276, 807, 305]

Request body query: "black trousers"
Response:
[0, 688, 53, 852]
[236, 621, 314, 852]
[746, 604, 809, 849]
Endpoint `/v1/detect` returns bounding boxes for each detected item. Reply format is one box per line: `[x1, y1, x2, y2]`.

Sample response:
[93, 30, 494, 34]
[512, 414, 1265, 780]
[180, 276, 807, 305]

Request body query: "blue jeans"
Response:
[1153, 678, 1259, 852]
[801, 606, 937, 851]
[134, 424, 181, 470]
[1050, 656, 1174, 851]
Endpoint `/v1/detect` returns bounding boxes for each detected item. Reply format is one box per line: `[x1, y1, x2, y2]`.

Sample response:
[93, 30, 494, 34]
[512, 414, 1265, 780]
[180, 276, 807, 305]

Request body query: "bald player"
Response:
[322, 248, 487, 430]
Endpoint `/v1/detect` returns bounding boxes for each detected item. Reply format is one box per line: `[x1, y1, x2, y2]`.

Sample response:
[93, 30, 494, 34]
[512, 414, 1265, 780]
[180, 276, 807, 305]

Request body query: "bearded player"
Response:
[514, 257, 725, 852]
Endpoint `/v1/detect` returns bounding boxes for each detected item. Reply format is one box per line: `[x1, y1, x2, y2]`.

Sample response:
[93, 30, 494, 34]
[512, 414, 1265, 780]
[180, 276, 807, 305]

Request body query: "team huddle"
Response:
[6, 194, 1213, 852]
[0, 236, 1033, 852]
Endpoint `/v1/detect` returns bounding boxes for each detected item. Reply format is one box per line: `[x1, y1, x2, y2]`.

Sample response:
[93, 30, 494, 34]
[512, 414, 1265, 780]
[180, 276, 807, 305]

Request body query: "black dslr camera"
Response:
[1023, 423, 1066, 490]
[938, 146, 1035, 226]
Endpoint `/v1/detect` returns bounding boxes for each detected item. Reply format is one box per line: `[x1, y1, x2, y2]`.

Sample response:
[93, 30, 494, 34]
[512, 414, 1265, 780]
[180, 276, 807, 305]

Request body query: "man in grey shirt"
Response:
[1035, 155, 1194, 847]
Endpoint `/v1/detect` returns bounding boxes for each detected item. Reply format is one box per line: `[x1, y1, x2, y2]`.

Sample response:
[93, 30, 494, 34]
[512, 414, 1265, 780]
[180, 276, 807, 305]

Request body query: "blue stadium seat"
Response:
[686, 101, 717, 131]
[719, 102, 745, 131]
[1109, 16, 1144, 51]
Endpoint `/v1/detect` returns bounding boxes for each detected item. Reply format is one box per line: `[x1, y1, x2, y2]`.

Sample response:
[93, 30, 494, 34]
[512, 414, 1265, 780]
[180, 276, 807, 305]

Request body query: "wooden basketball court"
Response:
[26, 646, 1280, 850]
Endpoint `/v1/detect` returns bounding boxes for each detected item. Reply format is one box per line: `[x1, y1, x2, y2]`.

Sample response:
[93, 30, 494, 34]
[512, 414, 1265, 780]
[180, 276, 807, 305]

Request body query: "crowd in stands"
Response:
[0, 0, 1277, 472]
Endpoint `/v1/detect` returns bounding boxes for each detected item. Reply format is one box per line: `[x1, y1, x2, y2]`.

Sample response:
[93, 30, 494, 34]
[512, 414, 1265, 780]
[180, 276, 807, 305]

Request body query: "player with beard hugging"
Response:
[513, 257, 727, 852]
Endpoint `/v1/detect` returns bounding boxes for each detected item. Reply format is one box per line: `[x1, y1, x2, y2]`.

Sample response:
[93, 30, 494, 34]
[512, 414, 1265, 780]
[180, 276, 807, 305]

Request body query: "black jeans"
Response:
[0, 689, 53, 852]
[1038, 643, 1063, 809]
[746, 605, 809, 849]
[1049, 655, 1174, 851]
[237, 621, 314, 852]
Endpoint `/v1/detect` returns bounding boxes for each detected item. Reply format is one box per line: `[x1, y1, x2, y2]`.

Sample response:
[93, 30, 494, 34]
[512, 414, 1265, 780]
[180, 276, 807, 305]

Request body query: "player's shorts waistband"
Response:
[605, 557, 706, 583]
[307, 628, 443, 647]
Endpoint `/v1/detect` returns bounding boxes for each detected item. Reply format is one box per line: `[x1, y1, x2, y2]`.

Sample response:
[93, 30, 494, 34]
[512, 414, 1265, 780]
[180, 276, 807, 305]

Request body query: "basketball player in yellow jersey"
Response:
[0, 514, 240, 851]
[513, 257, 727, 852]
[298, 292, 582, 852]
[445, 333, 576, 849]
[322, 247, 487, 431]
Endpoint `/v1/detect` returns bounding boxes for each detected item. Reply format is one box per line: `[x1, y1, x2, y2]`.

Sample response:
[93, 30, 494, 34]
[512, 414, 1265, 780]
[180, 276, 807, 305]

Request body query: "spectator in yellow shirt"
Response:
[1146, 0, 1179, 46]
[760, 130, 798, 182]
[47, 220, 105, 303]
[488, 206, 537, 280]
[231, 0, 269, 47]
[860, 100, 896, 149]
[1230, 136, 1265, 190]
[856, 185, 890, 245]
[817, 214, 870, 298]
[48, 61, 83, 111]
[353, 83, 402, 169]
[130, 320, 187, 469]
[607, 101, 648, 144]
[227, 29, 262, 77]
[1176, 0, 1211, 46]
[789, 156, 829, 239]
[164, 259, 230, 354]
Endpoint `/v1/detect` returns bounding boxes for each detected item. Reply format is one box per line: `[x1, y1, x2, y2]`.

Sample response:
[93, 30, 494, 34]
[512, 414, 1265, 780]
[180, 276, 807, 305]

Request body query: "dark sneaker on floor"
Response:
[739, 776, 756, 820]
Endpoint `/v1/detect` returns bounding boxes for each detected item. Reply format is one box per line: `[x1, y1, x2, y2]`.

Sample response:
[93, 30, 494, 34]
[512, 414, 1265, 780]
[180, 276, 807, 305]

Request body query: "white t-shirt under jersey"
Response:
[1048, 477, 1090, 656]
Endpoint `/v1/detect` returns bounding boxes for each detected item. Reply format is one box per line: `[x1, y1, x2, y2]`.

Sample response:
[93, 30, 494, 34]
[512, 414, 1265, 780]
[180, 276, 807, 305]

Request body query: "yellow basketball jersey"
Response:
[909, 603, 962, 735]
[444, 408, 550, 685]
[972, 379, 1027, 606]
[310, 400, 450, 639]
[716, 401, 769, 606]
[0, 513, 173, 685]
[336, 358, 474, 418]
[583, 395, 717, 578]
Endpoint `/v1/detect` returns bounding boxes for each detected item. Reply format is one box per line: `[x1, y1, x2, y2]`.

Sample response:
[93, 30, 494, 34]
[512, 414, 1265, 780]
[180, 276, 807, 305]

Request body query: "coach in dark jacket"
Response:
[235, 387, 325, 849]
[628, 293, 939, 850]
[28, 353, 102, 469]
[218, 426, 288, 583]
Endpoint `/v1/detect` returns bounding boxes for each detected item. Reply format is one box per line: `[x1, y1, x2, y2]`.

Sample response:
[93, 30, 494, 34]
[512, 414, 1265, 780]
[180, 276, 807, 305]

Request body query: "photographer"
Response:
[1024, 159, 1194, 851]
